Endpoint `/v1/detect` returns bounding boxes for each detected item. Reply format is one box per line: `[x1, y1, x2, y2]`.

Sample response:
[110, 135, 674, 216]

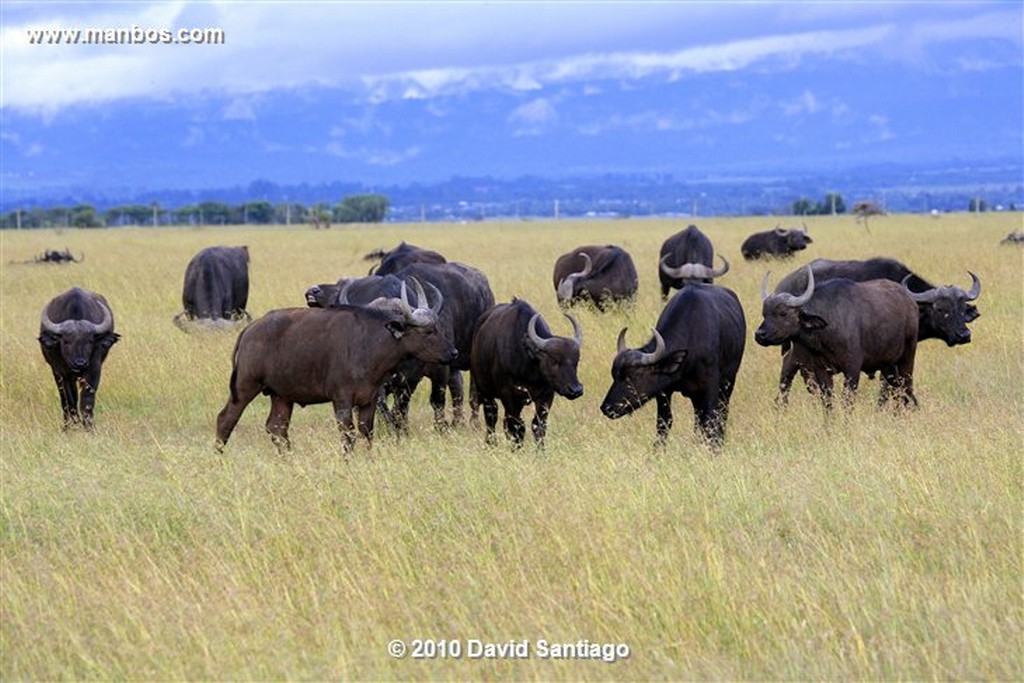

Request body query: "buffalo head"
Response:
[903, 272, 981, 347]
[525, 312, 584, 399]
[754, 266, 819, 346]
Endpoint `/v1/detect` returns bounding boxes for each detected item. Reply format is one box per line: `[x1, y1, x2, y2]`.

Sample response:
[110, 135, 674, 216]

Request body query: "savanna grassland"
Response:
[1, 213, 1021, 680]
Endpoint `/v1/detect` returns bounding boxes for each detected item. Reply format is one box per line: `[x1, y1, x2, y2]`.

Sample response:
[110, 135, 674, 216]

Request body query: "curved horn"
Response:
[408, 276, 429, 310]
[527, 313, 553, 351]
[425, 281, 444, 315]
[774, 226, 788, 235]
[660, 257, 712, 280]
[761, 272, 772, 302]
[576, 251, 593, 277]
[710, 255, 730, 278]
[902, 274, 939, 303]
[964, 271, 981, 301]
[397, 280, 414, 317]
[91, 299, 113, 334]
[638, 328, 667, 366]
[780, 266, 814, 307]
[564, 312, 582, 346]
[616, 327, 628, 354]
[336, 279, 352, 305]
[41, 307, 73, 335]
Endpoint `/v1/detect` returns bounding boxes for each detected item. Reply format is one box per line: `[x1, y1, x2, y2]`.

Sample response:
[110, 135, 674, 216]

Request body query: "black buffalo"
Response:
[741, 226, 812, 260]
[381, 261, 495, 431]
[773, 258, 981, 404]
[1000, 230, 1024, 245]
[658, 224, 729, 298]
[304, 274, 404, 308]
[553, 245, 638, 309]
[471, 299, 584, 447]
[372, 241, 447, 276]
[215, 281, 456, 453]
[600, 284, 745, 449]
[38, 287, 120, 430]
[174, 245, 251, 330]
[756, 268, 920, 409]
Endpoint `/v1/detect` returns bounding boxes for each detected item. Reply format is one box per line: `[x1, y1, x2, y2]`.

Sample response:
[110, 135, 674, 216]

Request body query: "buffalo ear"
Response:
[385, 321, 405, 340]
[660, 349, 689, 375]
[798, 312, 828, 330]
[99, 332, 120, 349]
[965, 304, 980, 322]
[39, 333, 59, 348]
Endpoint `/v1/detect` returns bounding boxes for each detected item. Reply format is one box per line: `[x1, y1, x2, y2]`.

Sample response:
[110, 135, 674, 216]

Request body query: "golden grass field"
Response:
[1, 212, 1021, 680]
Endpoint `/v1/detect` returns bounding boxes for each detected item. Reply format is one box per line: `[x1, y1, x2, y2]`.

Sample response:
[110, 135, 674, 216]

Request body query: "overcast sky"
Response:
[5, 2, 1019, 115]
[2, 1, 1021, 193]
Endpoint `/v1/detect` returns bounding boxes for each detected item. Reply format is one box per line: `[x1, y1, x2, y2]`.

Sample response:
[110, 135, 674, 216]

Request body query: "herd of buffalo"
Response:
[37, 223, 984, 451]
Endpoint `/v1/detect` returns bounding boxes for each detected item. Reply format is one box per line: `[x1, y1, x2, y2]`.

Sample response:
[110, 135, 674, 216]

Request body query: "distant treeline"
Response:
[1, 194, 389, 229]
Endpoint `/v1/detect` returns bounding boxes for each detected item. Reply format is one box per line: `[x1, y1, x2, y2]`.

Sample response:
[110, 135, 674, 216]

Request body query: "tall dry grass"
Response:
[1, 213, 1021, 680]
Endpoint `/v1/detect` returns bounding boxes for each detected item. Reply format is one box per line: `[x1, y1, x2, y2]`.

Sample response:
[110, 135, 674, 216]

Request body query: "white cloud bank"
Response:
[2, 2, 1019, 116]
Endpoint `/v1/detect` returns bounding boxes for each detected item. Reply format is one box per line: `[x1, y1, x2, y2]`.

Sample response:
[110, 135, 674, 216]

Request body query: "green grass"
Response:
[2, 213, 1021, 679]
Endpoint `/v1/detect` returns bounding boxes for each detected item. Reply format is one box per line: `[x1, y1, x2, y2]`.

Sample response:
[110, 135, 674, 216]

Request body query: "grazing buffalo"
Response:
[658, 224, 729, 298]
[382, 261, 495, 431]
[304, 274, 404, 308]
[471, 299, 584, 447]
[38, 287, 120, 430]
[215, 281, 457, 453]
[372, 241, 447, 276]
[756, 268, 920, 409]
[174, 246, 251, 330]
[772, 258, 981, 404]
[741, 226, 812, 260]
[1000, 230, 1024, 245]
[553, 245, 638, 309]
[600, 284, 745, 449]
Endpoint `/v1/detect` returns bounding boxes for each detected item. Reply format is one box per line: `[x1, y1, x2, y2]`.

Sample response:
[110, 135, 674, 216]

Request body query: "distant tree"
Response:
[335, 194, 389, 224]
[817, 193, 846, 215]
[968, 197, 987, 213]
[792, 198, 814, 216]
[242, 200, 274, 224]
[310, 202, 332, 229]
[198, 201, 235, 225]
[70, 204, 103, 228]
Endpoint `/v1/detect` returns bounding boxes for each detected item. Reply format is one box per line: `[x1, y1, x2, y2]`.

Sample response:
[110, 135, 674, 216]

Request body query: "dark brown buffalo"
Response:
[38, 287, 120, 430]
[215, 281, 456, 453]
[553, 245, 638, 309]
[174, 245, 251, 330]
[773, 258, 981, 404]
[658, 224, 728, 298]
[741, 226, 812, 260]
[755, 268, 920, 409]
[304, 274, 403, 308]
[470, 299, 583, 447]
[600, 284, 745, 449]
[372, 241, 447, 276]
[381, 261, 495, 431]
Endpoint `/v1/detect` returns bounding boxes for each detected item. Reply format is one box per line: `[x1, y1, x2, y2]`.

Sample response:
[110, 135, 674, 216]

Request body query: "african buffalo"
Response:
[658, 224, 728, 298]
[174, 245, 251, 330]
[381, 261, 495, 431]
[372, 241, 447, 276]
[471, 299, 583, 447]
[38, 287, 120, 430]
[741, 226, 812, 260]
[600, 284, 745, 449]
[1000, 230, 1024, 245]
[553, 245, 638, 309]
[773, 258, 981, 404]
[756, 268, 920, 409]
[304, 274, 404, 308]
[215, 280, 456, 453]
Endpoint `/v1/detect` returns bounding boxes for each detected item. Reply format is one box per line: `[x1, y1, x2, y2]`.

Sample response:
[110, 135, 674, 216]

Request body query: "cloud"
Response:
[1, 2, 1019, 117]
[508, 98, 558, 136]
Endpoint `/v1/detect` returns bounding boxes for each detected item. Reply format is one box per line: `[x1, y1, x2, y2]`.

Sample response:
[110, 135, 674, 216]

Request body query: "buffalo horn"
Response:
[41, 298, 112, 335]
[780, 266, 814, 307]
[638, 328, 667, 366]
[526, 313, 552, 351]
[616, 327, 629, 354]
[565, 312, 582, 345]
[336, 279, 352, 305]
[965, 271, 981, 301]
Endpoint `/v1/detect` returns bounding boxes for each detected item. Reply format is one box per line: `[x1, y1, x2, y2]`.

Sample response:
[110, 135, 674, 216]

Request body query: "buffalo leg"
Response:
[655, 392, 673, 446]
[481, 396, 500, 445]
[54, 373, 80, 428]
[391, 375, 421, 435]
[333, 401, 357, 453]
[79, 367, 104, 430]
[448, 370, 464, 427]
[356, 402, 377, 448]
[531, 393, 553, 447]
[692, 382, 725, 450]
[265, 394, 294, 452]
[215, 379, 262, 450]
[427, 366, 450, 431]
[503, 399, 527, 447]
[776, 345, 800, 406]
